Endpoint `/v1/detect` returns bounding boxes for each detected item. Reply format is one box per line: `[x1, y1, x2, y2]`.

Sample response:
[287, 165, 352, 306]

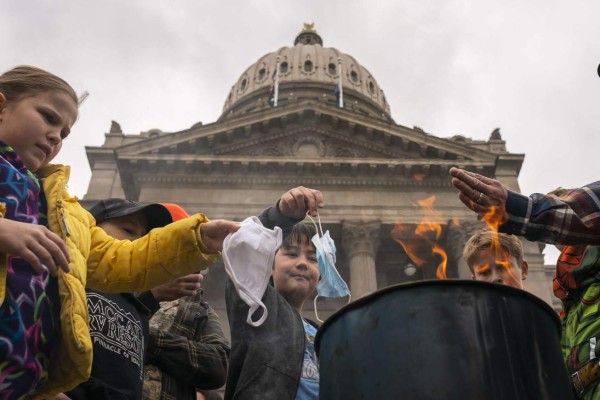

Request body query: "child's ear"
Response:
[521, 260, 529, 280]
[0, 93, 6, 112]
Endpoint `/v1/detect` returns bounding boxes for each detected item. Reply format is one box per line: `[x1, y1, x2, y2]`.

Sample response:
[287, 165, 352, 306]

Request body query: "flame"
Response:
[413, 173, 426, 182]
[391, 195, 449, 279]
[475, 206, 520, 285]
[482, 206, 504, 231]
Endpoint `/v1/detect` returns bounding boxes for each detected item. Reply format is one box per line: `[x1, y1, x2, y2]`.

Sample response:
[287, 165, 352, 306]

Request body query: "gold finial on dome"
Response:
[303, 22, 315, 32]
[294, 23, 323, 46]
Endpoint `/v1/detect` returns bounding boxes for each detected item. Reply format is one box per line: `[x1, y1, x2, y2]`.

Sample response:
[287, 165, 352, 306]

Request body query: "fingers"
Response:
[152, 272, 204, 301]
[451, 176, 480, 200]
[458, 192, 489, 214]
[200, 219, 241, 251]
[179, 273, 203, 292]
[180, 273, 203, 283]
[0, 220, 70, 277]
[45, 230, 71, 272]
[451, 167, 509, 208]
[213, 219, 241, 233]
[34, 231, 70, 276]
[451, 168, 502, 194]
[178, 273, 203, 294]
[280, 186, 324, 218]
[451, 168, 486, 193]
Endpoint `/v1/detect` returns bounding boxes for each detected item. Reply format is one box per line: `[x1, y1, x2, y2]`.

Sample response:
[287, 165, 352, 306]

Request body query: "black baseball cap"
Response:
[89, 198, 173, 231]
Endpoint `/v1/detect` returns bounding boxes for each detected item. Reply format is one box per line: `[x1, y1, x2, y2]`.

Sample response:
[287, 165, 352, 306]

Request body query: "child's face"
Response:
[470, 247, 528, 289]
[97, 212, 149, 241]
[0, 90, 77, 172]
[273, 240, 320, 308]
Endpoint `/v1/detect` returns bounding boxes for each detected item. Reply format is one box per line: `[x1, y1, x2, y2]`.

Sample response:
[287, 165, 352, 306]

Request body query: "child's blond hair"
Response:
[463, 230, 524, 272]
[0, 65, 80, 105]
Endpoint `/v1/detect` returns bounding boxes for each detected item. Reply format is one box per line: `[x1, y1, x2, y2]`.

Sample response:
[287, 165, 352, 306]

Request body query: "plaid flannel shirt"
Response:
[143, 291, 229, 400]
[500, 181, 600, 245]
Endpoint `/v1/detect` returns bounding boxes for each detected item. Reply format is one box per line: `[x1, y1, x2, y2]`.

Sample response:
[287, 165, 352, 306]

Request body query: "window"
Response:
[304, 60, 313, 72]
[280, 62, 289, 73]
[368, 81, 375, 94]
[240, 78, 247, 91]
[328, 63, 336, 75]
[350, 70, 359, 83]
[258, 68, 266, 81]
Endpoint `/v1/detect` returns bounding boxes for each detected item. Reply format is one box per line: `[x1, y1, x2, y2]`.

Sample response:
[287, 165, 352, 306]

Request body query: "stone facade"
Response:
[82, 27, 556, 337]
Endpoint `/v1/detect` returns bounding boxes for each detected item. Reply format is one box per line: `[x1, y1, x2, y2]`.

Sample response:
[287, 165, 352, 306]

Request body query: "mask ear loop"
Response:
[306, 212, 327, 323]
[314, 295, 324, 323]
[306, 212, 324, 237]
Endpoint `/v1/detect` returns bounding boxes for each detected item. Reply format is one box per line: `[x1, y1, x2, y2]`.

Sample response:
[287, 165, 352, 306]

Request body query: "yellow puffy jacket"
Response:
[0, 165, 219, 399]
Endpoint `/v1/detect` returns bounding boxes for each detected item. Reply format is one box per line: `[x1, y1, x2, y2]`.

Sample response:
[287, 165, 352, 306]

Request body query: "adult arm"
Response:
[500, 187, 600, 245]
[450, 167, 600, 245]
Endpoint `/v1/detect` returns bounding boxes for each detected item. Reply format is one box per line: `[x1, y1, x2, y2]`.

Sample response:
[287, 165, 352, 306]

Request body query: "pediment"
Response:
[110, 104, 502, 165]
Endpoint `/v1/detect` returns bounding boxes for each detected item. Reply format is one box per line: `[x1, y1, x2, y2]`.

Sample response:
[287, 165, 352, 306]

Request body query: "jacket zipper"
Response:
[55, 188, 83, 351]
[56, 199, 71, 237]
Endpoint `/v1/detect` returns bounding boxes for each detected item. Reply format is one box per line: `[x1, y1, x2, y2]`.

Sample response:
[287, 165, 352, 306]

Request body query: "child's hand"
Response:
[151, 273, 203, 302]
[279, 186, 324, 218]
[200, 219, 240, 252]
[0, 218, 70, 276]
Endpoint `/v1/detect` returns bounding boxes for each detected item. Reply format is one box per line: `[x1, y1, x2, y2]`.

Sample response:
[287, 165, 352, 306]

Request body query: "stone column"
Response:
[341, 220, 381, 299]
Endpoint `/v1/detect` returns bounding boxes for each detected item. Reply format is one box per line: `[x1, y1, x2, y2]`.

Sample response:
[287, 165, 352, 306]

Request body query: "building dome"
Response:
[221, 24, 391, 120]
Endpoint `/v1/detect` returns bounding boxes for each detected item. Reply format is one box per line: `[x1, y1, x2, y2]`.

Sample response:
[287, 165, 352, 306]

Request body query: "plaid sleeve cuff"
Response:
[499, 190, 532, 236]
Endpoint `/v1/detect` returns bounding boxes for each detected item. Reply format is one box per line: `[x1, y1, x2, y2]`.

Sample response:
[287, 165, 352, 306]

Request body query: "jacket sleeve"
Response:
[145, 303, 230, 389]
[499, 182, 600, 245]
[86, 214, 219, 293]
[258, 200, 303, 239]
[135, 291, 161, 316]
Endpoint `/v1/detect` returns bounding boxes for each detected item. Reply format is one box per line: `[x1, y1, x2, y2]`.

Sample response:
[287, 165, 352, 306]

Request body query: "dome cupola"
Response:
[221, 24, 391, 121]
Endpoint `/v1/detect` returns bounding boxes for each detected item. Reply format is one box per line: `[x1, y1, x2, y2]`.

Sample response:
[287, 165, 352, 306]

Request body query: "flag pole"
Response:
[274, 56, 280, 107]
[337, 57, 344, 108]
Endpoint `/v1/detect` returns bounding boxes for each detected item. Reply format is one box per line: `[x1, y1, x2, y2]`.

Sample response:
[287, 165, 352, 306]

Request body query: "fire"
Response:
[479, 205, 519, 284]
[481, 205, 504, 231]
[413, 173, 426, 182]
[391, 195, 449, 279]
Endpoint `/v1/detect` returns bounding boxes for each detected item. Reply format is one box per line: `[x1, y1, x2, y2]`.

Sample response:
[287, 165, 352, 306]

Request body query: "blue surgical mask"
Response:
[308, 213, 351, 322]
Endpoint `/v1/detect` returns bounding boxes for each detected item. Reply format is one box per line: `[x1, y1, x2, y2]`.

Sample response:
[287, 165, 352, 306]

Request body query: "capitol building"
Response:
[81, 25, 556, 333]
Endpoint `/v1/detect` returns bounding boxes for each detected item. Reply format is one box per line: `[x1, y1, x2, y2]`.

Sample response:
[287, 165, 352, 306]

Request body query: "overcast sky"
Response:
[3, 0, 599, 263]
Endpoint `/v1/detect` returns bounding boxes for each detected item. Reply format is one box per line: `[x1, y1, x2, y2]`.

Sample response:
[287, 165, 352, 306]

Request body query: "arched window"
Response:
[258, 68, 267, 81]
[304, 60, 313, 72]
[328, 63, 336, 75]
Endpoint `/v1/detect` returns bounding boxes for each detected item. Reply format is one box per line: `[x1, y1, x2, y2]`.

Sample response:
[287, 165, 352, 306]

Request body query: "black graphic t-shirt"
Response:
[84, 290, 150, 400]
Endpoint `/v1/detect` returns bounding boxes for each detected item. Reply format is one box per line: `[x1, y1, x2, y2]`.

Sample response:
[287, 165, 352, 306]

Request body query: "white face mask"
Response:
[222, 216, 282, 327]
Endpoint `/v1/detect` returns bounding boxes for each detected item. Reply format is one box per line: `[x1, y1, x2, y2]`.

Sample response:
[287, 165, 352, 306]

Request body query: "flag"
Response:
[335, 58, 343, 108]
[268, 59, 280, 107]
